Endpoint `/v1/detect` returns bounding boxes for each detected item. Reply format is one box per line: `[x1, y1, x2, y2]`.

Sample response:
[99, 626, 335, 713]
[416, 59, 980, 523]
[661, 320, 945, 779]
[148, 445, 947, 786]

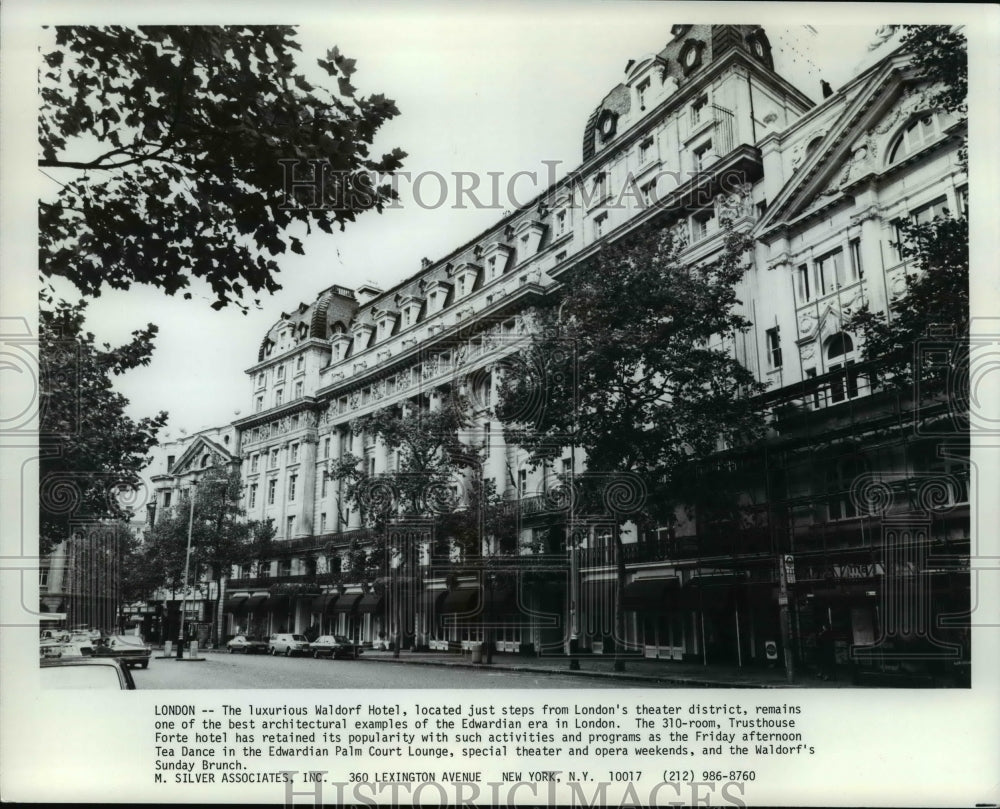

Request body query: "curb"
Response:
[356, 654, 790, 688]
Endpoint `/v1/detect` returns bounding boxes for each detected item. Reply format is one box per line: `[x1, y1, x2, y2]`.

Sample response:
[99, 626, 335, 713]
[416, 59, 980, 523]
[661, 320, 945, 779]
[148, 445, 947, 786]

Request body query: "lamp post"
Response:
[176, 478, 197, 659]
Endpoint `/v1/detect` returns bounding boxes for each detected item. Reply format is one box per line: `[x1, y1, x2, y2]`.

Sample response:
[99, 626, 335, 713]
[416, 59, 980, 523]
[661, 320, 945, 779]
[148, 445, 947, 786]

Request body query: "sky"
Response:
[15, 4, 949, 441]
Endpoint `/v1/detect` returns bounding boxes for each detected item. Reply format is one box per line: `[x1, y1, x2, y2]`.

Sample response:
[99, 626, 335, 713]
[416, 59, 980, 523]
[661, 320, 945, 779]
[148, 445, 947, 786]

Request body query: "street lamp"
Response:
[176, 477, 197, 659]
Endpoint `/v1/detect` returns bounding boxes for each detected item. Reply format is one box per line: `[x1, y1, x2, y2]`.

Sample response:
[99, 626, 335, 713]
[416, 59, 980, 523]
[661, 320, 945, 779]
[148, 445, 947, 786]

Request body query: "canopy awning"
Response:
[311, 593, 339, 613]
[419, 589, 447, 613]
[483, 587, 516, 613]
[440, 588, 481, 615]
[224, 596, 248, 613]
[244, 594, 268, 611]
[622, 578, 679, 611]
[687, 573, 747, 588]
[357, 593, 384, 614]
[268, 593, 290, 611]
[332, 593, 363, 613]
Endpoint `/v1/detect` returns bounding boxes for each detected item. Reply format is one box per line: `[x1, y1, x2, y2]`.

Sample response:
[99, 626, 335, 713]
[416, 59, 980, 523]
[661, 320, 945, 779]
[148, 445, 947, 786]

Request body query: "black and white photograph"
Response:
[2, 2, 998, 806]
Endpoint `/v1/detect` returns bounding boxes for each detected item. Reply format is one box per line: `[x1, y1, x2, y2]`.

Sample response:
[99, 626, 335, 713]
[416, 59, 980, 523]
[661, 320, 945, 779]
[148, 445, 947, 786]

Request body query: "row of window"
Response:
[249, 442, 301, 473]
[795, 241, 863, 304]
[255, 379, 305, 412]
[256, 355, 305, 390]
[248, 473, 298, 509]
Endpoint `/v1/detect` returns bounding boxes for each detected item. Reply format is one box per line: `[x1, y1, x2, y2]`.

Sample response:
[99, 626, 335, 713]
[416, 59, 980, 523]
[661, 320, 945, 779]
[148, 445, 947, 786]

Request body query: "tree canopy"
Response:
[39, 25, 406, 311]
[135, 466, 275, 645]
[38, 299, 167, 555]
[497, 219, 765, 527]
[496, 216, 763, 668]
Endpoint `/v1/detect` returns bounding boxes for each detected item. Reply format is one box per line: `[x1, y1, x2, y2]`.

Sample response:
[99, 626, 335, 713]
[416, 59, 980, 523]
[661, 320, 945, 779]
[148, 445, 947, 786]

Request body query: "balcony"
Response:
[228, 573, 320, 590]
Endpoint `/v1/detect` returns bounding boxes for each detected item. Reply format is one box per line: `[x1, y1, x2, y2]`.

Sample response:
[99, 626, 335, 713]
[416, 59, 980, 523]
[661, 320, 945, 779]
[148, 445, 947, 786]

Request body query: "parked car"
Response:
[309, 634, 364, 660]
[40, 657, 136, 689]
[268, 633, 310, 656]
[93, 634, 152, 669]
[226, 635, 269, 654]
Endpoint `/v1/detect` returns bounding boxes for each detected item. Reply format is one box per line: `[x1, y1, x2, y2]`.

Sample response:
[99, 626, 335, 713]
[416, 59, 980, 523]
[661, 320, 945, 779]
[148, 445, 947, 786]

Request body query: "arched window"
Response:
[888, 115, 941, 164]
[804, 135, 824, 159]
[201, 454, 211, 468]
[825, 332, 860, 402]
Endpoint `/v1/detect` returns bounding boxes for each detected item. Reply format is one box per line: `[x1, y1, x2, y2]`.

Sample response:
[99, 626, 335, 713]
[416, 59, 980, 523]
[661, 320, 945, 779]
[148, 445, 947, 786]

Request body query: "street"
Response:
[132, 652, 644, 689]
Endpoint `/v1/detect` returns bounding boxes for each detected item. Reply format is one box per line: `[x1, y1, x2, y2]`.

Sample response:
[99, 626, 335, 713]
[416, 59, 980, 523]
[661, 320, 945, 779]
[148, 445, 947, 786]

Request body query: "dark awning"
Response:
[357, 593, 384, 614]
[687, 573, 747, 587]
[312, 593, 338, 613]
[419, 589, 447, 613]
[483, 587, 516, 613]
[332, 593, 363, 612]
[225, 596, 248, 613]
[440, 588, 481, 615]
[269, 593, 290, 611]
[244, 594, 268, 611]
[622, 578, 679, 611]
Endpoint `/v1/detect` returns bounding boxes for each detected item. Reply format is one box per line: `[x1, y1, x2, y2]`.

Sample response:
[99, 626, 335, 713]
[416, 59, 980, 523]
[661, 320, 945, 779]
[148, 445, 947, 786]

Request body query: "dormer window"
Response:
[555, 211, 567, 237]
[423, 281, 451, 314]
[636, 77, 650, 111]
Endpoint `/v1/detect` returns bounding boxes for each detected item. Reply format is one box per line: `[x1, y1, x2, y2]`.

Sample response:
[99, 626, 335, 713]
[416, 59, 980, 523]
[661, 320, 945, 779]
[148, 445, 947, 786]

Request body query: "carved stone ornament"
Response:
[799, 312, 818, 337]
[873, 88, 933, 136]
[800, 342, 816, 361]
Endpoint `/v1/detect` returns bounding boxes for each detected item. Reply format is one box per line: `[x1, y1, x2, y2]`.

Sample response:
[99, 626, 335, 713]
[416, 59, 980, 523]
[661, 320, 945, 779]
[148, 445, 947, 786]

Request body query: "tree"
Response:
[39, 26, 406, 311]
[844, 213, 968, 392]
[329, 394, 518, 657]
[845, 24, 968, 395]
[38, 299, 168, 556]
[139, 466, 276, 646]
[496, 217, 765, 670]
[898, 25, 967, 167]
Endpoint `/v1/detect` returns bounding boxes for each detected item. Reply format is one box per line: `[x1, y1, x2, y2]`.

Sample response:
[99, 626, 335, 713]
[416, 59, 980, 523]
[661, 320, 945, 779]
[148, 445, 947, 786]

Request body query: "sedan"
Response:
[309, 635, 363, 660]
[226, 635, 270, 654]
[268, 633, 310, 656]
[41, 657, 136, 689]
[93, 634, 152, 669]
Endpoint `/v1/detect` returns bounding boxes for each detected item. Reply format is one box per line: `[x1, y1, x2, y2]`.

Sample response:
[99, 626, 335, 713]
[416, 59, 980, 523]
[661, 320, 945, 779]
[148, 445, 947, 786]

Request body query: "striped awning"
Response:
[332, 593, 363, 613]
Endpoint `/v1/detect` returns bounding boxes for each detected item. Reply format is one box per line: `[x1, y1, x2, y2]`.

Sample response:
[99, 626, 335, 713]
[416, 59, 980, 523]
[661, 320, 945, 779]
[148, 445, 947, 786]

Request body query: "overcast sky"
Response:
[13, 4, 975, 441]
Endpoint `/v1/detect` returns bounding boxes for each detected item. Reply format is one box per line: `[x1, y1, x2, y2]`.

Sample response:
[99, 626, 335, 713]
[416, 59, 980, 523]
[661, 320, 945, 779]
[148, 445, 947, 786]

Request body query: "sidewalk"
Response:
[356, 649, 855, 688]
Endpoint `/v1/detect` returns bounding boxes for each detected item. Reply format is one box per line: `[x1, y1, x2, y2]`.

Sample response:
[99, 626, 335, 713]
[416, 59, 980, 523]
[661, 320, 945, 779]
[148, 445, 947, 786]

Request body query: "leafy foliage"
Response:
[134, 466, 276, 644]
[39, 299, 168, 555]
[497, 220, 765, 528]
[899, 25, 967, 168]
[496, 217, 763, 667]
[39, 26, 406, 311]
[844, 214, 968, 390]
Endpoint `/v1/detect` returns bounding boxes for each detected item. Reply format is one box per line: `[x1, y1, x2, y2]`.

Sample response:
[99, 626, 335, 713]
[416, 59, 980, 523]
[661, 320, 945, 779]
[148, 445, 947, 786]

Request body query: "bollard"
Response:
[188, 640, 199, 659]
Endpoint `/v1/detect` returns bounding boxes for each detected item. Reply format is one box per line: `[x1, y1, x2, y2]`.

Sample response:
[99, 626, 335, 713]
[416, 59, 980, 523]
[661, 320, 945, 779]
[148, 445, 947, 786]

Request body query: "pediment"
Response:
[171, 435, 235, 476]
[757, 54, 933, 236]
